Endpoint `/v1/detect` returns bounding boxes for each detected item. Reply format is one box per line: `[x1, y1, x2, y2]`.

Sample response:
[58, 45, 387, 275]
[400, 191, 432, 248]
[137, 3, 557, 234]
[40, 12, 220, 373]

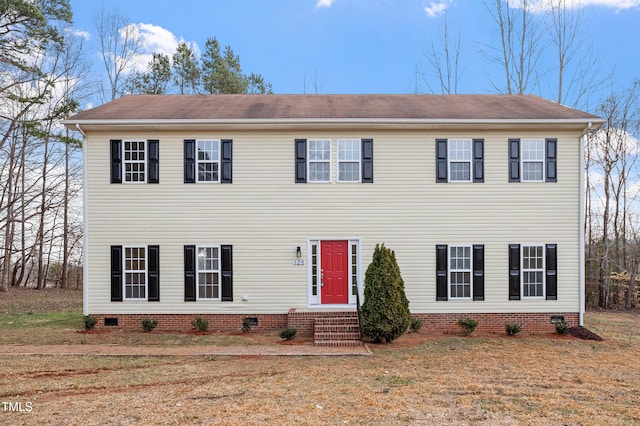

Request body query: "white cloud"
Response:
[122, 23, 182, 74]
[424, 1, 452, 18]
[316, 0, 335, 7]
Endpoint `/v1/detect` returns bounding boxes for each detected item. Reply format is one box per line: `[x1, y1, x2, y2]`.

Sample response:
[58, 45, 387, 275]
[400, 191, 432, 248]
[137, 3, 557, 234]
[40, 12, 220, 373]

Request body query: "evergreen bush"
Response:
[360, 244, 412, 343]
[457, 317, 478, 336]
[83, 315, 97, 330]
[505, 322, 523, 335]
[278, 327, 297, 340]
[191, 316, 209, 332]
[141, 318, 157, 332]
[555, 320, 570, 335]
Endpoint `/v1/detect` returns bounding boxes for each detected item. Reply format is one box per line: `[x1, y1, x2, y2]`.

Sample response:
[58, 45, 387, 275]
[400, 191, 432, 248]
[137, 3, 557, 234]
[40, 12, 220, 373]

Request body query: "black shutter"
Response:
[110, 140, 122, 184]
[184, 245, 196, 301]
[147, 245, 160, 301]
[509, 139, 520, 182]
[546, 138, 557, 182]
[221, 245, 233, 302]
[361, 138, 374, 183]
[295, 139, 307, 183]
[436, 139, 448, 183]
[110, 245, 123, 302]
[184, 139, 196, 183]
[509, 244, 521, 300]
[221, 139, 233, 183]
[546, 244, 558, 300]
[473, 244, 485, 301]
[436, 244, 448, 301]
[473, 139, 484, 183]
[148, 140, 159, 184]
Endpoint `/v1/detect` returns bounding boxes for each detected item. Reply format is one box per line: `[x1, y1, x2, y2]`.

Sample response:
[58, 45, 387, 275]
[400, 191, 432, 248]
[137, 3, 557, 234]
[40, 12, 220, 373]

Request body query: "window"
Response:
[124, 246, 146, 299]
[311, 242, 319, 297]
[197, 246, 220, 300]
[436, 244, 484, 301]
[448, 140, 472, 182]
[338, 139, 360, 182]
[308, 139, 331, 182]
[522, 245, 544, 297]
[351, 243, 358, 296]
[184, 245, 233, 302]
[124, 141, 146, 183]
[521, 139, 544, 182]
[449, 246, 471, 298]
[508, 243, 557, 300]
[436, 139, 484, 183]
[509, 138, 557, 183]
[197, 140, 220, 182]
[295, 139, 373, 183]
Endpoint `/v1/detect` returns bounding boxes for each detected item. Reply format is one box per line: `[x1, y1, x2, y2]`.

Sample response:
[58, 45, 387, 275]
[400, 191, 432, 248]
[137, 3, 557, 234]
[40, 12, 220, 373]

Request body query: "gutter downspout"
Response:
[579, 122, 592, 326]
[76, 124, 89, 317]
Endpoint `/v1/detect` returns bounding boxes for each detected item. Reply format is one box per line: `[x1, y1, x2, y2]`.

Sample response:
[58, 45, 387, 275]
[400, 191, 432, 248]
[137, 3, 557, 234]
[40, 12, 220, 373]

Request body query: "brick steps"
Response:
[314, 315, 362, 347]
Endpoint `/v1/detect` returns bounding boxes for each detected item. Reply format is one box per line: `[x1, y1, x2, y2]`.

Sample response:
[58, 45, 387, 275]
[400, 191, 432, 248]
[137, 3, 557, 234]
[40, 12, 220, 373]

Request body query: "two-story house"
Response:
[63, 94, 603, 342]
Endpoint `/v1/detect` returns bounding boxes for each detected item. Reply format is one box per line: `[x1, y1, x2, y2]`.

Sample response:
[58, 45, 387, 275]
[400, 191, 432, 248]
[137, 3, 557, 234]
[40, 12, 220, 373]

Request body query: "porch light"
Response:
[296, 246, 302, 258]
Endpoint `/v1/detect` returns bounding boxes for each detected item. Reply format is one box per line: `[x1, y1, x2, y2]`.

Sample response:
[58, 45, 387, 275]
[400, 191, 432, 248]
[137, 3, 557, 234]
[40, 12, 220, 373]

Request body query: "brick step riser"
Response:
[315, 325, 361, 332]
[314, 318, 359, 325]
[314, 332, 361, 340]
[315, 340, 363, 347]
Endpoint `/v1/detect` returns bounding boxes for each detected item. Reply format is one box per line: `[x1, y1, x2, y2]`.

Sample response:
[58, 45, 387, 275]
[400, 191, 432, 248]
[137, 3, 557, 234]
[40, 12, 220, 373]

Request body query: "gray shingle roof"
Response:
[65, 94, 601, 122]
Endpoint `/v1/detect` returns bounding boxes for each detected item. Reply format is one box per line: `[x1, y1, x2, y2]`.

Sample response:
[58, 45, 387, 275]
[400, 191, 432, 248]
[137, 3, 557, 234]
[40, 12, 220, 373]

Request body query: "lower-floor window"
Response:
[449, 245, 471, 299]
[522, 245, 544, 298]
[124, 246, 146, 299]
[197, 246, 220, 300]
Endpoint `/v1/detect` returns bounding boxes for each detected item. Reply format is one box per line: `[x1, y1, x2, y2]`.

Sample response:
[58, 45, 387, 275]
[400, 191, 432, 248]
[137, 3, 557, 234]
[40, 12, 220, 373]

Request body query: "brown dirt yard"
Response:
[1, 288, 639, 425]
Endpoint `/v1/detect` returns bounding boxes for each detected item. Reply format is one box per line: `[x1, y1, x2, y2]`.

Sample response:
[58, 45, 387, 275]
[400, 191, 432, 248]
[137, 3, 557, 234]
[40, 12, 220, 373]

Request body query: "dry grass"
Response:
[1, 288, 640, 425]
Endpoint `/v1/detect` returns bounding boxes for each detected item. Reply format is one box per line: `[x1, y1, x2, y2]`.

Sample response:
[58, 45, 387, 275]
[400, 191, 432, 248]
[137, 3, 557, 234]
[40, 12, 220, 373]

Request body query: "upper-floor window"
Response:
[184, 139, 233, 184]
[309, 139, 331, 182]
[110, 139, 159, 184]
[448, 139, 472, 182]
[521, 139, 544, 182]
[197, 140, 220, 183]
[509, 138, 557, 183]
[124, 141, 146, 183]
[436, 138, 484, 183]
[295, 138, 373, 184]
[338, 139, 361, 182]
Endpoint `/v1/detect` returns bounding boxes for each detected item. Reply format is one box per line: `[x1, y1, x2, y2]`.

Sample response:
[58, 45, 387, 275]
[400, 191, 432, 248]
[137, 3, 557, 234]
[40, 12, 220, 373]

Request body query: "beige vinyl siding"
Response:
[85, 129, 581, 315]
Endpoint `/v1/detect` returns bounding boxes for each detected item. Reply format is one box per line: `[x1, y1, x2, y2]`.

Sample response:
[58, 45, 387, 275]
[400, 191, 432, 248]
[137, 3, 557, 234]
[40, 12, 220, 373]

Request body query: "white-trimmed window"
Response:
[449, 245, 471, 299]
[124, 246, 146, 299]
[123, 141, 146, 183]
[522, 245, 544, 297]
[448, 139, 471, 182]
[521, 139, 544, 182]
[338, 139, 360, 182]
[308, 139, 331, 182]
[197, 140, 220, 182]
[197, 246, 220, 300]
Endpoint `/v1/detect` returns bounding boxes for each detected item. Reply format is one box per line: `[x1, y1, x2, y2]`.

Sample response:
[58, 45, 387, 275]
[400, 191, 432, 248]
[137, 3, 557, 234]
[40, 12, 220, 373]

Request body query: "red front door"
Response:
[321, 240, 349, 304]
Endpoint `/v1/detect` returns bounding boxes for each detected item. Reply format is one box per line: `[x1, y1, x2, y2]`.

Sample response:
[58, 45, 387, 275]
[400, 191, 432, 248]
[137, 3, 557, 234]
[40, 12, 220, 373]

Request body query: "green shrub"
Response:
[191, 316, 209, 332]
[241, 318, 252, 333]
[141, 318, 157, 332]
[505, 322, 522, 336]
[457, 317, 478, 336]
[83, 315, 97, 330]
[410, 317, 423, 332]
[360, 244, 412, 343]
[555, 320, 570, 335]
[279, 327, 297, 340]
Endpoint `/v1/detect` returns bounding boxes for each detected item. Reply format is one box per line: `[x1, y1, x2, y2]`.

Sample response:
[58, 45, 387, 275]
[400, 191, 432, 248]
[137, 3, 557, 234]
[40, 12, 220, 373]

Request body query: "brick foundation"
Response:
[88, 311, 579, 334]
[91, 313, 288, 332]
[412, 312, 580, 333]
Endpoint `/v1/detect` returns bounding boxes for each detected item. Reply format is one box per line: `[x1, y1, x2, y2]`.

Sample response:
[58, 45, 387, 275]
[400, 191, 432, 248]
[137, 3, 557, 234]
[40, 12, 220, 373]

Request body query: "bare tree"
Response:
[482, 0, 544, 94]
[421, 14, 461, 94]
[95, 8, 141, 101]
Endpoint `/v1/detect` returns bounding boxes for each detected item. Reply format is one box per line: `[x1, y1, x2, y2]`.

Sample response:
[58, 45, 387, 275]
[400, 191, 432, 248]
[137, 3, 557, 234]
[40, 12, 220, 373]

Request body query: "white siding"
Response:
[86, 129, 581, 315]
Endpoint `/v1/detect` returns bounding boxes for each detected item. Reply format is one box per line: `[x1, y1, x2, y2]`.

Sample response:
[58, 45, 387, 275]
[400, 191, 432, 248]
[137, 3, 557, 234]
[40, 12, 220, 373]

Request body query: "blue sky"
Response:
[69, 0, 640, 104]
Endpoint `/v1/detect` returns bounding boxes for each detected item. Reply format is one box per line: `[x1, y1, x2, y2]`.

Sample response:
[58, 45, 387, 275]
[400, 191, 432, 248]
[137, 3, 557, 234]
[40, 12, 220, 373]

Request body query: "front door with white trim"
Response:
[320, 240, 349, 304]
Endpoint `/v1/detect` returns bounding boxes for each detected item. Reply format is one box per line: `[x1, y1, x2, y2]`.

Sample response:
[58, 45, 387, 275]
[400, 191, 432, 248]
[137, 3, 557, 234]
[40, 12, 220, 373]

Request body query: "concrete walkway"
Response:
[0, 344, 372, 357]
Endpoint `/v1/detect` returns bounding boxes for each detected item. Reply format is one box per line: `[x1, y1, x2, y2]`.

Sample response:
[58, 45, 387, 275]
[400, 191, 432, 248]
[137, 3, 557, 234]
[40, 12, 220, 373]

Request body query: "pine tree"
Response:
[360, 244, 411, 343]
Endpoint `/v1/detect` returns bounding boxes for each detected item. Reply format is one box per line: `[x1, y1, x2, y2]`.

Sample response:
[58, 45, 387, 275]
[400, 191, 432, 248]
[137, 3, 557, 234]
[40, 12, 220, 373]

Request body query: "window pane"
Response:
[338, 139, 360, 161]
[449, 140, 471, 161]
[339, 162, 359, 181]
[309, 162, 330, 182]
[309, 140, 330, 160]
[450, 163, 470, 181]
